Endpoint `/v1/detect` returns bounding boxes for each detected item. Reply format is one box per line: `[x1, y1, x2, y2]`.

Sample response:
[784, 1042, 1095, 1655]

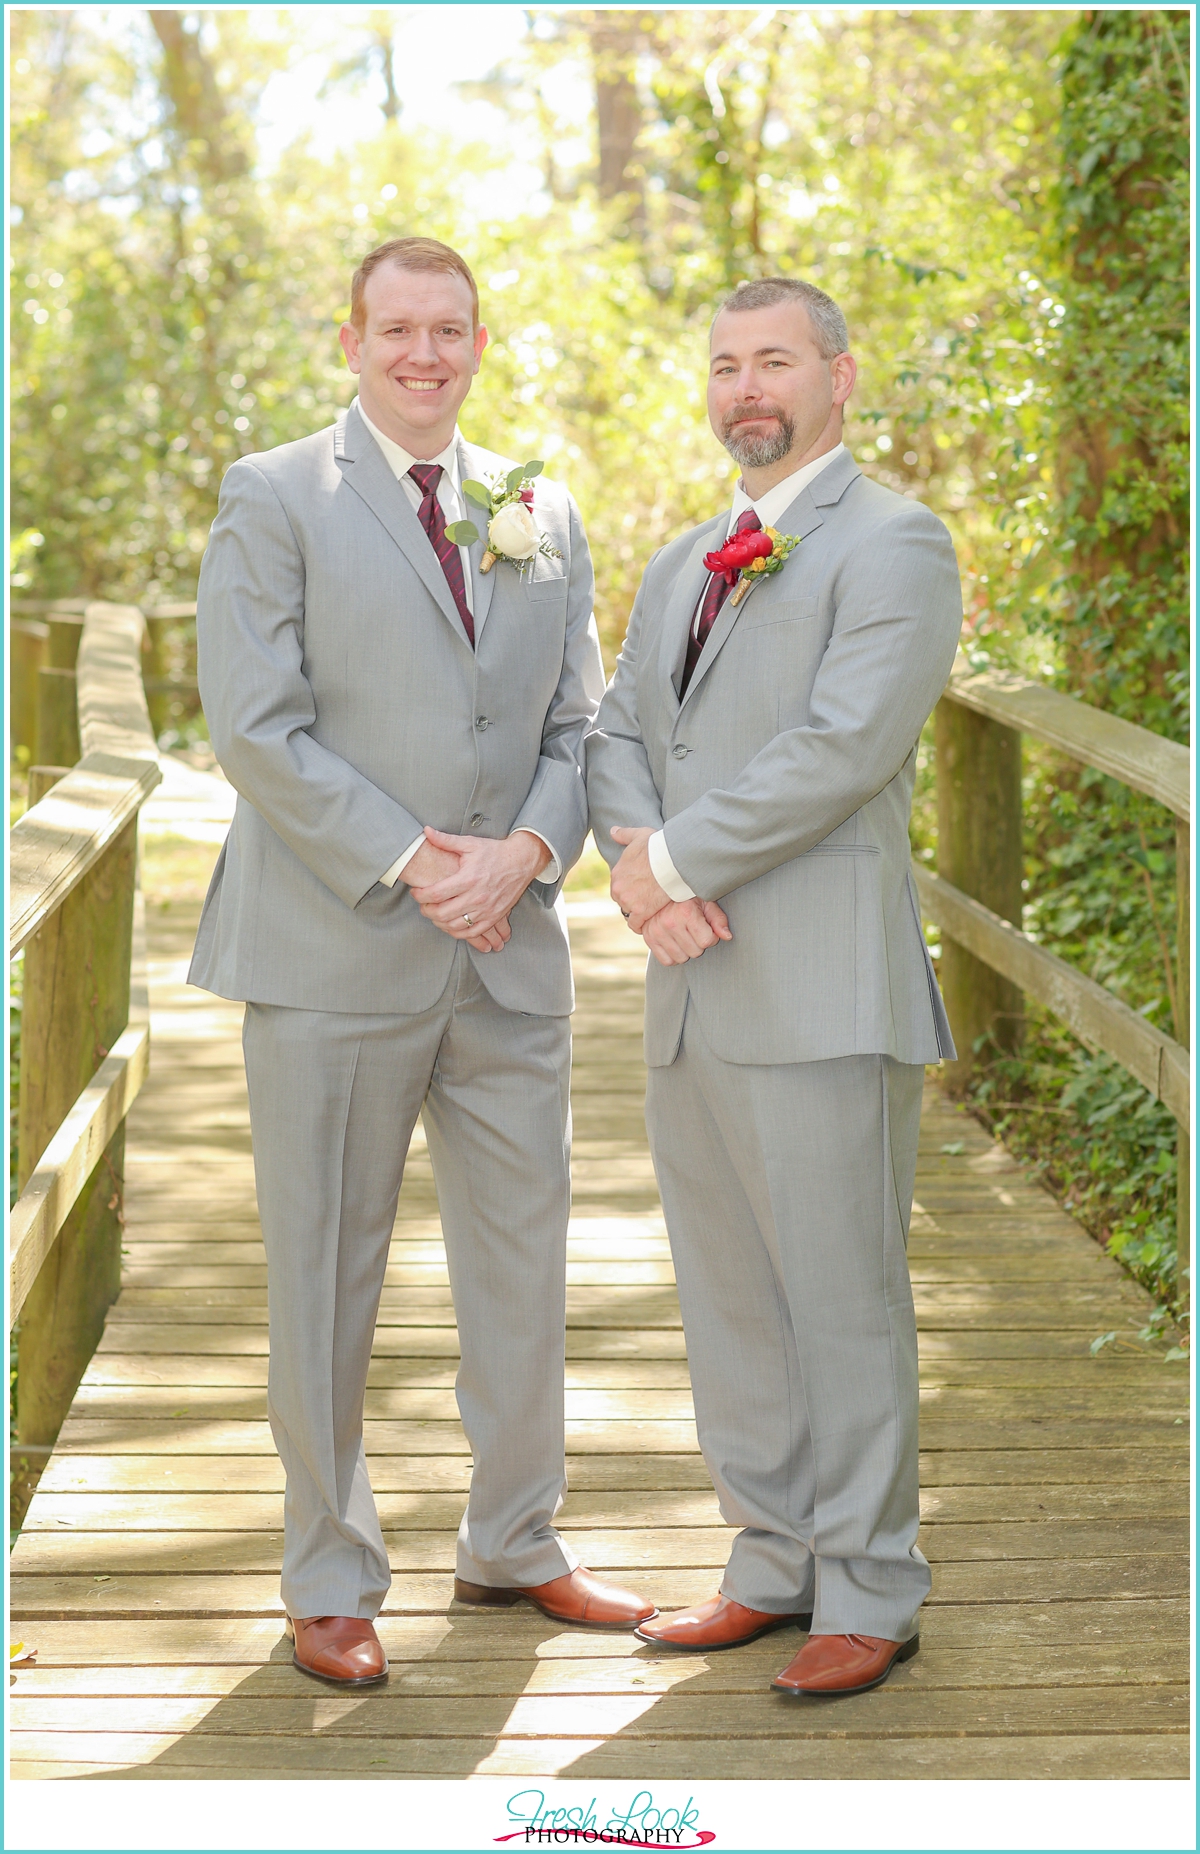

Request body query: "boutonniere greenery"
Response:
[704, 526, 803, 606]
[445, 462, 562, 576]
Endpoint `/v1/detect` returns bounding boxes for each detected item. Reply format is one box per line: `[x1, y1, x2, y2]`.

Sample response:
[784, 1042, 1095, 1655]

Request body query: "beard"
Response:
[720, 402, 796, 468]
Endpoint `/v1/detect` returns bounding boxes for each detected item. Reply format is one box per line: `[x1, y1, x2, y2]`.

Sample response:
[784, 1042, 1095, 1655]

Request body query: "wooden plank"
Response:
[36, 1454, 716, 1495]
[21, 1479, 1189, 1533]
[8, 1734, 1189, 1780]
[914, 864, 1190, 1130]
[11, 1600, 1191, 1666]
[73, 1352, 1181, 1390]
[14, 1639, 1190, 1700]
[943, 654, 1190, 822]
[58, 1382, 1187, 1420]
[10, 1517, 1188, 1577]
[9, 1023, 149, 1324]
[8, 1685, 1189, 1739]
[10, 1555, 1188, 1619]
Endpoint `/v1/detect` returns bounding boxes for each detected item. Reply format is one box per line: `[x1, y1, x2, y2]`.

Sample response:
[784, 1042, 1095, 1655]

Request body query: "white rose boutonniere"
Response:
[444, 461, 562, 576]
[487, 500, 539, 562]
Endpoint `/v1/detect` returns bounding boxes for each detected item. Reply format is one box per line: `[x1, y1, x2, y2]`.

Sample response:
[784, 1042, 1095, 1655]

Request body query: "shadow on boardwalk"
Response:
[9, 884, 1190, 1780]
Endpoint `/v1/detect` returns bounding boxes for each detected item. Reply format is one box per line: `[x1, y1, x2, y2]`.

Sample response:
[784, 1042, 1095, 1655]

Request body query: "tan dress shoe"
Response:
[772, 1631, 919, 1696]
[287, 1615, 389, 1687]
[635, 1593, 812, 1650]
[454, 1567, 656, 1630]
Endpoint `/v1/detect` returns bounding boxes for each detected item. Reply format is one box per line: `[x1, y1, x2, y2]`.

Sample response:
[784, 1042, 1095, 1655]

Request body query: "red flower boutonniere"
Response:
[703, 525, 803, 606]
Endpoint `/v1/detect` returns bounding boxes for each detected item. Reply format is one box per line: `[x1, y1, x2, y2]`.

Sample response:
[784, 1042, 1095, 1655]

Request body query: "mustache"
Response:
[720, 401, 790, 438]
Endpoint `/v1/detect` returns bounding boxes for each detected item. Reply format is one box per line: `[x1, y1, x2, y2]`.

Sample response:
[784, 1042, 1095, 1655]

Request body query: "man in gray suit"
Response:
[586, 277, 962, 1697]
[192, 237, 654, 1686]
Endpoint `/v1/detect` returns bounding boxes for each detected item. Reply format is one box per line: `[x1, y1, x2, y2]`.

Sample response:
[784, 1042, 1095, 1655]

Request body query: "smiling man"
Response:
[191, 237, 653, 1688]
[587, 277, 963, 1697]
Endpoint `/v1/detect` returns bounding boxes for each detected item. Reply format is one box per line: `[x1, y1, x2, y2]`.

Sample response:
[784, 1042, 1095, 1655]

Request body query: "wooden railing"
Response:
[919, 654, 1191, 1293]
[9, 603, 161, 1448]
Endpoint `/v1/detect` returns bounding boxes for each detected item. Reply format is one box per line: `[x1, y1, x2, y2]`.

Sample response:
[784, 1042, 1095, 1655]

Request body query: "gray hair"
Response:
[713, 277, 849, 360]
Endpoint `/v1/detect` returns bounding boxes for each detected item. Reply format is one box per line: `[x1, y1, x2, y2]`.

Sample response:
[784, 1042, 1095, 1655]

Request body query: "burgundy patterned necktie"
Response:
[408, 463, 474, 646]
[679, 508, 761, 696]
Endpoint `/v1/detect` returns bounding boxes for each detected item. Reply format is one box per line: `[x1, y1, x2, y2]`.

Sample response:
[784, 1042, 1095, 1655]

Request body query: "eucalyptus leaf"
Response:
[461, 481, 493, 511]
[505, 465, 527, 492]
[522, 460, 544, 478]
[443, 520, 479, 546]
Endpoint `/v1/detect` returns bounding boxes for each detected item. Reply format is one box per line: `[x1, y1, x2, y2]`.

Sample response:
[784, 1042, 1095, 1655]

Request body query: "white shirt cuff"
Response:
[515, 828, 562, 884]
[379, 834, 426, 888]
[649, 830, 695, 903]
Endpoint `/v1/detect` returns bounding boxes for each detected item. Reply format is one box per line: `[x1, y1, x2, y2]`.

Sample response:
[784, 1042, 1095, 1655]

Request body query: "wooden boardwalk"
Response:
[10, 890, 1190, 1780]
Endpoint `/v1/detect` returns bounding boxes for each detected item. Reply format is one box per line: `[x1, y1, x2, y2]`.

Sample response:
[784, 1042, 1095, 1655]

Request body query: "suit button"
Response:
[672, 744, 688, 759]
[475, 716, 489, 731]
[470, 814, 485, 827]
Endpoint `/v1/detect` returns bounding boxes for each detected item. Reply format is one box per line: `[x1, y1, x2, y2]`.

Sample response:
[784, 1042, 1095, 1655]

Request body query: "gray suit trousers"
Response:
[645, 1006, 930, 1640]
[242, 948, 578, 1619]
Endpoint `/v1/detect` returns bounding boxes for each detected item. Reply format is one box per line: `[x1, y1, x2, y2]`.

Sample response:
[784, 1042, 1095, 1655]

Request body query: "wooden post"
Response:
[10, 619, 49, 760]
[934, 698, 1025, 1094]
[143, 614, 168, 739]
[15, 814, 137, 1445]
[35, 666, 81, 769]
[1176, 819, 1190, 1304]
[46, 613, 84, 670]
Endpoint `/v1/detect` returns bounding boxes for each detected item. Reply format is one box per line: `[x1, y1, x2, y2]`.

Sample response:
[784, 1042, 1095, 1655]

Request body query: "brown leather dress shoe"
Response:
[454, 1567, 656, 1630]
[634, 1593, 812, 1650]
[772, 1631, 919, 1696]
[287, 1615, 389, 1687]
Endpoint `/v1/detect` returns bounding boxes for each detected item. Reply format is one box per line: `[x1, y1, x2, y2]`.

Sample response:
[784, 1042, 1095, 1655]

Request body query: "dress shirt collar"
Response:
[356, 398, 463, 488]
[729, 441, 846, 534]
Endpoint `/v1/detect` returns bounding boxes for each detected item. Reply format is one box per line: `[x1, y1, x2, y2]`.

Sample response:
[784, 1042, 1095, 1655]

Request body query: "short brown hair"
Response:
[350, 237, 479, 333]
[714, 277, 849, 360]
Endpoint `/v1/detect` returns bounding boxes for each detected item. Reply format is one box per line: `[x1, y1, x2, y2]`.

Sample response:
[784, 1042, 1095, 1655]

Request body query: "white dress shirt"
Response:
[647, 443, 846, 903]
[357, 402, 561, 889]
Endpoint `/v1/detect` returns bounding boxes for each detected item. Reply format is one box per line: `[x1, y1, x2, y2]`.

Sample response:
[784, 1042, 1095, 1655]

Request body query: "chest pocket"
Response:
[737, 596, 819, 629]
[527, 572, 568, 603]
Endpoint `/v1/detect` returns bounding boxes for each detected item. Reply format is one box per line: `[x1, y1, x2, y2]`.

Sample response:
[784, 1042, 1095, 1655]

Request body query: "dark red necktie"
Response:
[680, 508, 761, 696]
[408, 463, 474, 646]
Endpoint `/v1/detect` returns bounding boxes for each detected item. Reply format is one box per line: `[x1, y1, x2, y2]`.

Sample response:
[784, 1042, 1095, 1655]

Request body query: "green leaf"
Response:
[506, 465, 527, 492]
[522, 460, 544, 478]
[443, 520, 479, 546]
[461, 481, 493, 511]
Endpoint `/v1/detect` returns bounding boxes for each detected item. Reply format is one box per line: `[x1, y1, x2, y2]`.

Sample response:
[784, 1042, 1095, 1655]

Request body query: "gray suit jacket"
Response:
[586, 449, 962, 1067]
[190, 400, 605, 1015]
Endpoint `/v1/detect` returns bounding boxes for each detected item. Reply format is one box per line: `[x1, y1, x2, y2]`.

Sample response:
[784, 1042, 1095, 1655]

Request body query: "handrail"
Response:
[914, 865, 1190, 1133]
[9, 601, 162, 1329]
[9, 604, 161, 957]
[9, 896, 150, 1323]
[943, 654, 1190, 823]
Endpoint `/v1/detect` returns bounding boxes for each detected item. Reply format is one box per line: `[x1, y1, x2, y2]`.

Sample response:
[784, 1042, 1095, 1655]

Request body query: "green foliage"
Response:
[1048, 9, 1190, 740]
[970, 1007, 1183, 1312]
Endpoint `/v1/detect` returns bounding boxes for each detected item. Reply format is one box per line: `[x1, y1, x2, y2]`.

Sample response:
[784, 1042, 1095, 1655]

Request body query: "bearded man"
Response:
[586, 277, 962, 1697]
[192, 237, 654, 1687]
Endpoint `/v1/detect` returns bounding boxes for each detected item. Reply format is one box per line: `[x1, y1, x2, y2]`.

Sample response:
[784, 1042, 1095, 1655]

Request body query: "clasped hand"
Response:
[609, 825, 732, 968]
[405, 826, 550, 954]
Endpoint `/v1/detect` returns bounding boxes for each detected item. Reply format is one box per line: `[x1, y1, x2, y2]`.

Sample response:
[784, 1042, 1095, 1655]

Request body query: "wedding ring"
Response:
[463, 913, 473, 927]
[621, 910, 631, 919]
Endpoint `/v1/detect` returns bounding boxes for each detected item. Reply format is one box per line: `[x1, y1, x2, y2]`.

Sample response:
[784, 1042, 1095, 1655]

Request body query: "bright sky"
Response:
[254, 5, 594, 214]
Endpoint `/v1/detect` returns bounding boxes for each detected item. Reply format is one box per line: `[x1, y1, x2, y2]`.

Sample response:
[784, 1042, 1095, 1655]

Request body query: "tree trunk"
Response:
[585, 11, 645, 226]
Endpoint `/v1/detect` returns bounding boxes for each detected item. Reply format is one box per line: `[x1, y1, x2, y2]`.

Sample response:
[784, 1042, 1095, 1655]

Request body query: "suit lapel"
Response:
[457, 440, 496, 637]
[663, 516, 727, 706]
[334, 402, 471, 647]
